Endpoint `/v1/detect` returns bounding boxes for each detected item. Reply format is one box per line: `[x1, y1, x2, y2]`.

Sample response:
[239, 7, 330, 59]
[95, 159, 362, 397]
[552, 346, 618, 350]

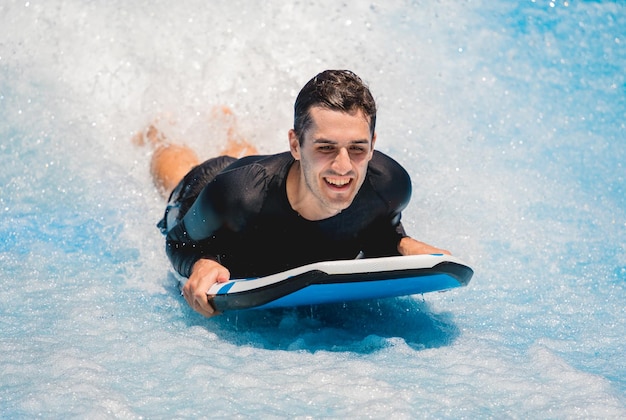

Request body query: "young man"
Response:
[144, 70, 449, 317]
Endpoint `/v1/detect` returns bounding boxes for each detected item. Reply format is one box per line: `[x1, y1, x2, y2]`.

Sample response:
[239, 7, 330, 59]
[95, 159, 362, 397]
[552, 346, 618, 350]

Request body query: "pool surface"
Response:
[1, 0, 624, 417]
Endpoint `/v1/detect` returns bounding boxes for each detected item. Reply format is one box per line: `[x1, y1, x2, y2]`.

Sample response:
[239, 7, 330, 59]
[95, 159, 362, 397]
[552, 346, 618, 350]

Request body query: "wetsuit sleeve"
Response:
[165, 162, 269, 277]
[360, 214, 407, 257]
[165, 219, 218, 278]
[165, 180, 227, 277]
[361, 151, 412, 256]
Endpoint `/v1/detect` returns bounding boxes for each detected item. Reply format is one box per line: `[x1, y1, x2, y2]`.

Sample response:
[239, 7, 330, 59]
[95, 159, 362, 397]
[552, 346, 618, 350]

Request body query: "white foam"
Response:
[1, 0, 624, 417]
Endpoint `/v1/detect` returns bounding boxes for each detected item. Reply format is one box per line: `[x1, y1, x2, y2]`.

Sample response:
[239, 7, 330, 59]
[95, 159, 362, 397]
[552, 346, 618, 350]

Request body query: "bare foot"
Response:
[211, 106, 258, 158]
[131, 124, 167, 148]
[133, 124, 199, 198]
[221, 138, 258, 158]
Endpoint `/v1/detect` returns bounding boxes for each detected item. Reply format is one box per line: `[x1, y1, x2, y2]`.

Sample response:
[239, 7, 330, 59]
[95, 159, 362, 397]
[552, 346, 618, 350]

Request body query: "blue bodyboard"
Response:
[199, 254, 473, 312]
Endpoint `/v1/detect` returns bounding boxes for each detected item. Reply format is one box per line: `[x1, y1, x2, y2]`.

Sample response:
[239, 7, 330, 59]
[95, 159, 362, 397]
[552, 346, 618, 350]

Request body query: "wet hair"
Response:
[293, 70, 377, 144]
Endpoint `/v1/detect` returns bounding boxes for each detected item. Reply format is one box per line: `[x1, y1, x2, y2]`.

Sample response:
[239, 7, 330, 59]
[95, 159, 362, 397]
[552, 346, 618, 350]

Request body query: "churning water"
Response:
[1, 0, 624, 417]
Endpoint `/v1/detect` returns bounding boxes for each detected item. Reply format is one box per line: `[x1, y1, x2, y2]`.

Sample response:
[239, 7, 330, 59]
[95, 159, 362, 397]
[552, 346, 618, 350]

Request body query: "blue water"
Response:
[1, 0, 625, 417]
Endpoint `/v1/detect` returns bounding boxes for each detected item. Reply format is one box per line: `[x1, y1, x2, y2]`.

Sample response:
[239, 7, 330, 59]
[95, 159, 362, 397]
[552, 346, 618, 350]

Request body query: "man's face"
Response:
[289, 106, 376, 219]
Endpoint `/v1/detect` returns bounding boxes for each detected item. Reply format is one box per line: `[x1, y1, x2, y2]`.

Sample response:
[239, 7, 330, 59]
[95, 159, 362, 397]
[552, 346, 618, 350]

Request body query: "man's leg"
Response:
[149, 137, 256, 198]
[150, 142, 200, 198]
[134, 109, 258, 198]
[131, 124, 201, 198]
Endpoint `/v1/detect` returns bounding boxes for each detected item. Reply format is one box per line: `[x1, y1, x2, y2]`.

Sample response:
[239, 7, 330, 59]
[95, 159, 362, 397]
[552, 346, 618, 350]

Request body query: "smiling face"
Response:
[287, 106, 376, 220]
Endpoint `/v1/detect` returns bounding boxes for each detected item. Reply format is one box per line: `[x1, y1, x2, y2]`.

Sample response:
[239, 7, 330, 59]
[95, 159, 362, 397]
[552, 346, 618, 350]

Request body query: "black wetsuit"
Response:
[161, 151, 412, 278]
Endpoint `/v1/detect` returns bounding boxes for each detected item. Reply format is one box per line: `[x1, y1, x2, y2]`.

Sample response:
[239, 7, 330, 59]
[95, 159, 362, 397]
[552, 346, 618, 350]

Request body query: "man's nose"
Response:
[331, 147, 351, 174]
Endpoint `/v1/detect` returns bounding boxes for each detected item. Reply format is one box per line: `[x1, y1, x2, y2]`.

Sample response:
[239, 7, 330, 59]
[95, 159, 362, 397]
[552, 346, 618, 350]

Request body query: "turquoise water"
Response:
[1, 0, 625, 417]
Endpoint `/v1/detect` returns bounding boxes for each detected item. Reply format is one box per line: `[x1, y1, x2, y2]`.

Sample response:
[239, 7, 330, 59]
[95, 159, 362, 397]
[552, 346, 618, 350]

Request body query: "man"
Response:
[143, 70, 449, 317]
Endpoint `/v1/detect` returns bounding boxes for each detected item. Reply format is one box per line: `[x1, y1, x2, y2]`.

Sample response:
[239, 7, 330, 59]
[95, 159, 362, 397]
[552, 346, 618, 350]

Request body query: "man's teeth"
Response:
[326, 177, 350, 186]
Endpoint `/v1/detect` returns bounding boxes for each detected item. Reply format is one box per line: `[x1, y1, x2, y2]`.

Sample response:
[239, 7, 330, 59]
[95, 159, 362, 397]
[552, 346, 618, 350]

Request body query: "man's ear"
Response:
[288, 129, 301, 160]
[369, 132, 377, 159]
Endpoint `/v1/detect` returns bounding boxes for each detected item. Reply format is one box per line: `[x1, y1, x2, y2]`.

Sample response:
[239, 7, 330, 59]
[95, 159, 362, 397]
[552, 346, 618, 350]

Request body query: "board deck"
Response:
[198, 254, 473, 312]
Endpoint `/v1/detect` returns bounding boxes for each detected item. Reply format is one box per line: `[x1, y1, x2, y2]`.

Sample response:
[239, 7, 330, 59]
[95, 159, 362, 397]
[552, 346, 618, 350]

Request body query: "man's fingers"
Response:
[184, 259, 231, 317]
[182, 283, 217, 317]
[191, 288, 216, 316]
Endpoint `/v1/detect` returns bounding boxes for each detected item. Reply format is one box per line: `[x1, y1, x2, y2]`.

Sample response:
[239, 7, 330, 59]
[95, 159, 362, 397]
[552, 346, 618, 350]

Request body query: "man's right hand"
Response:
[182, 258, 230, 317]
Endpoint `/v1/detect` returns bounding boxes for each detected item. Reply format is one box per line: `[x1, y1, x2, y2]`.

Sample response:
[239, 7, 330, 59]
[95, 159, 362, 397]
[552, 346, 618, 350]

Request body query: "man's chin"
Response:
[325, 197, 354, 213]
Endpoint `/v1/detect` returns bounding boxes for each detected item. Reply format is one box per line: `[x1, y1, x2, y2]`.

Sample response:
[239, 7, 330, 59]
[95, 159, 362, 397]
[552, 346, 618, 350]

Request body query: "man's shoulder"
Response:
[217, 152, 292, 178]
[367, 150, 412, 211]
[369, 150, 410, 183]
[211, 152, 293, 213]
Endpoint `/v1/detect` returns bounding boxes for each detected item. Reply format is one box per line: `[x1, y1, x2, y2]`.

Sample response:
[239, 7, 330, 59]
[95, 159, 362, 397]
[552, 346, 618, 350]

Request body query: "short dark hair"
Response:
[293, 70, 377, 144]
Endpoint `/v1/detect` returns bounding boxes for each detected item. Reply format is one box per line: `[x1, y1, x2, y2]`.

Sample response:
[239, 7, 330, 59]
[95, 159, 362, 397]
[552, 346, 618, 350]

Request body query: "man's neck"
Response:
[286, 161, 341, 221]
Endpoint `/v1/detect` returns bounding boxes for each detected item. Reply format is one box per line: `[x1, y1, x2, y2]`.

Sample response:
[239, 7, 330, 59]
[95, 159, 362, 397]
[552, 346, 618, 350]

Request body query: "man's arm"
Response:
[397, 236, 451, 256]
[165, 219, 220, 278]
[167, 160, 270, 317]
[164, 170, 237, 278]
[166, 224, 230, 317]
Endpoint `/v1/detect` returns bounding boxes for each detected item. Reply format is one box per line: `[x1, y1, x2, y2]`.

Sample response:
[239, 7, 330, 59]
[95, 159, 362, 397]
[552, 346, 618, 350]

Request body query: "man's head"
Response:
[293, 70, 377, 143]
[287, 70, 378, 220]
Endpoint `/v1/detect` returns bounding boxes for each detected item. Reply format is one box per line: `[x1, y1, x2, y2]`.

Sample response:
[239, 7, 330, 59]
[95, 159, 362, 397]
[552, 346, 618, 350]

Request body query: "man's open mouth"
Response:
[325, 177, 352, 188]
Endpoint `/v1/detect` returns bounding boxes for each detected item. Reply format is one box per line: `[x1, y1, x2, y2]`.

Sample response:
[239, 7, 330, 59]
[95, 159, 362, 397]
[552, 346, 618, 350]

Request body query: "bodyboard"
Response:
[192, 254, 473, 312]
